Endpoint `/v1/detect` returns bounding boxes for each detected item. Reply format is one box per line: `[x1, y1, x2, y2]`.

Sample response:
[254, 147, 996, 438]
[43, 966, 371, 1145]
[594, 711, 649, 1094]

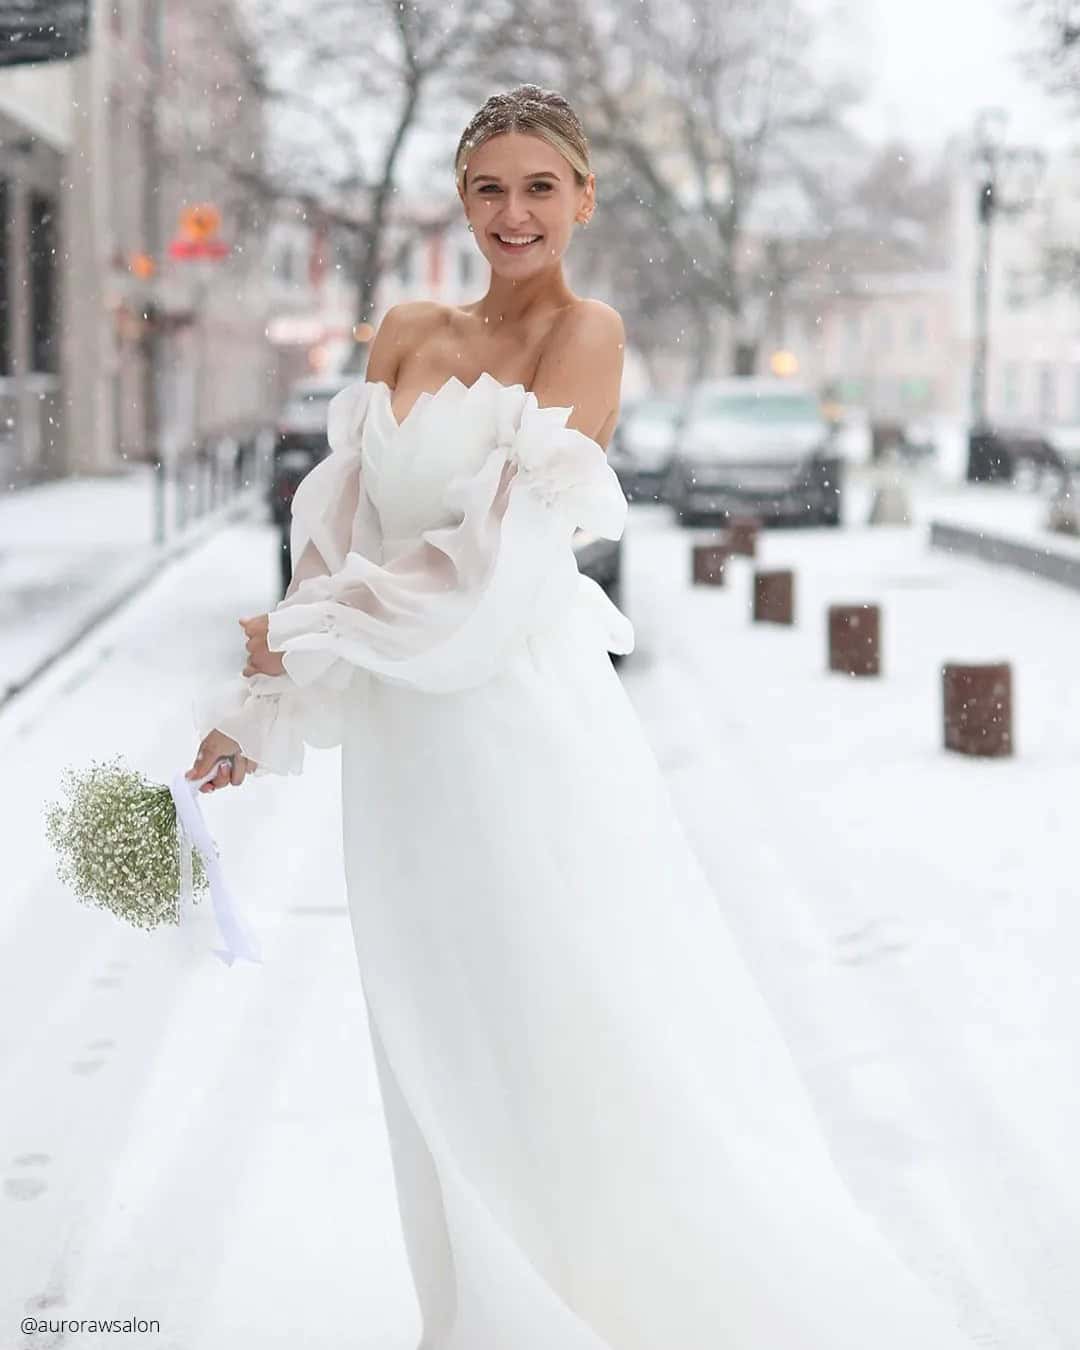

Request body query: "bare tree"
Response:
[226, 0, 519, 353]
[1018, 0, 1080, 102]
[471, 0, 858, 379]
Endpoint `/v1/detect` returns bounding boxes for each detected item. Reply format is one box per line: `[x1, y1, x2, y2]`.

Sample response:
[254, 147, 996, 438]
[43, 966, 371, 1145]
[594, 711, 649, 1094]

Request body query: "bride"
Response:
[187, 85, 976, 1348]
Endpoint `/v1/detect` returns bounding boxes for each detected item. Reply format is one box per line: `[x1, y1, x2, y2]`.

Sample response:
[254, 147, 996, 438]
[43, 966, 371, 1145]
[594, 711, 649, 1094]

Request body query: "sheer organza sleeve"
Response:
[190, 380, 632, 776]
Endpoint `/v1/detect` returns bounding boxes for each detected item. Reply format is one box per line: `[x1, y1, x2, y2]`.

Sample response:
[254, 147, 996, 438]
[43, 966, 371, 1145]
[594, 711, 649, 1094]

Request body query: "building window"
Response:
[143, 0, 163, 65]
[29, 192, 58, 375]
[909, 313, 926, 348]
[1037, 364, 1057, 423]
[845, 314, 860, 350]
[876, 315, 892, 352]
[459, 248, 473, 287]
[0, 179, 10, 377]
[1002, 363, 1022, 415]
[397, 243, 413, 285]
[900, 376, 931, 409]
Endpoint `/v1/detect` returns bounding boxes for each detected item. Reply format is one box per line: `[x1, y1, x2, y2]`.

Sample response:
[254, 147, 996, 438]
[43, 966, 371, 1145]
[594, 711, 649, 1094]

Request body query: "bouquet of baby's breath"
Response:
[45, 755, 209, 932]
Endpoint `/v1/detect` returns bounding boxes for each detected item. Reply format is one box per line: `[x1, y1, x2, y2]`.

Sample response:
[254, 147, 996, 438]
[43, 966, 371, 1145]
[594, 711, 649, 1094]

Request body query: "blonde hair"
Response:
[454, 84, 591, 193]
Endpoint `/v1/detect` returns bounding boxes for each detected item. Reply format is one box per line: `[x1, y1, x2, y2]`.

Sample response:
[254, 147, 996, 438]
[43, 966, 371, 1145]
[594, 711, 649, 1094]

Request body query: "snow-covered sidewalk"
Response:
[0, 465, 266, 706]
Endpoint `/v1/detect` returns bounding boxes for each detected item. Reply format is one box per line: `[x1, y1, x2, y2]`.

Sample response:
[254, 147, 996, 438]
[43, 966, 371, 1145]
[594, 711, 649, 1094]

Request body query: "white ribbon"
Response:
[168, 757, 261, 967]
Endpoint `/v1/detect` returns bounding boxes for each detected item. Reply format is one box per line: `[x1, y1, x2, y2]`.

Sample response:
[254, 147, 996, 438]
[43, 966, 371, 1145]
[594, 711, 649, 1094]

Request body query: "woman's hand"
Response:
[239, 614, 286, 678]
[186, 730, 257, 792]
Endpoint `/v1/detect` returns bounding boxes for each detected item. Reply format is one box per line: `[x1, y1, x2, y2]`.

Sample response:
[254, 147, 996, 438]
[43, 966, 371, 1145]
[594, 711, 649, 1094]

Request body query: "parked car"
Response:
[273, 376, 626, 636]
[271, 374, 354, 590]
[966, 426, 1068, 485]
[1047, 424, 1080, 473]
[665, 377, 843, 527]
[608, 394, 685, 502]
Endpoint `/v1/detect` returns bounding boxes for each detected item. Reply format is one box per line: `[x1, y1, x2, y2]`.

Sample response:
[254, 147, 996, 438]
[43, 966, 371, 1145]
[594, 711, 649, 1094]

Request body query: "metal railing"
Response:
[155, 421, 274, 544]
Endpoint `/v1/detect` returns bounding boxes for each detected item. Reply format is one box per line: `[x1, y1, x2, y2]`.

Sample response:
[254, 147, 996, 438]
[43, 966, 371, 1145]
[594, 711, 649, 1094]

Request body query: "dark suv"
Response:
[270, 375, 353, 590]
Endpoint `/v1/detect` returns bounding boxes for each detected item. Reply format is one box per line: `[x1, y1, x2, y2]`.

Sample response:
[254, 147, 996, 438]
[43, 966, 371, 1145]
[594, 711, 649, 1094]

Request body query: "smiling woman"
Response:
[187, 83, 979, 1350]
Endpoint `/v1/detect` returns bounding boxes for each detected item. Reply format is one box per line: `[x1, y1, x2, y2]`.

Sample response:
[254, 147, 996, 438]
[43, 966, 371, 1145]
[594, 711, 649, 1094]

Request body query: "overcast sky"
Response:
[811, 0, 1071, 152]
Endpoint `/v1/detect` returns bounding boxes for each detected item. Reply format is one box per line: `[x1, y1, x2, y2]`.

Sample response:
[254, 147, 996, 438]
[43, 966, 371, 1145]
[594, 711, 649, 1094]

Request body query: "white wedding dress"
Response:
[193, 372, 976, 1348]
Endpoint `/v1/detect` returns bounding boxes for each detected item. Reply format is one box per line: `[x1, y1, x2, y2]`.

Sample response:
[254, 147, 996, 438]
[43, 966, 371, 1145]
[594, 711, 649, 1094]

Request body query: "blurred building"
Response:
[72, 0, 276, 477]
[952, 141, 1080, 434]
[776, 135, 1080, 438]
[0, 57, 71, 486]
[0, 0, 290, 487]
[804, 270, 961, 422]
[378, 214, 482, 312]
[263, 206, 357, 386]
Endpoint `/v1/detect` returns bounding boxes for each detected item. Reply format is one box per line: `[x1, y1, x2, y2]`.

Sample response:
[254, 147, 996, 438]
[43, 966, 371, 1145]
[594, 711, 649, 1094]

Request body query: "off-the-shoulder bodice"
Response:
[335, 371, 622, 559]
[192, 370, 633, 776]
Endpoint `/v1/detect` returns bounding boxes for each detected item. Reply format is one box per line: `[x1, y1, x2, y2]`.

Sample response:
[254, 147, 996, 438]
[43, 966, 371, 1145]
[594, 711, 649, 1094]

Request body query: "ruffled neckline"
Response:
[371, 371, 528, 434]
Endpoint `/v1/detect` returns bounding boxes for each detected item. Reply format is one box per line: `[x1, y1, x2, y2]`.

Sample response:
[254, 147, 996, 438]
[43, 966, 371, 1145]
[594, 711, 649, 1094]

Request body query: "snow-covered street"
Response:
[1, 500, 1078, 1348]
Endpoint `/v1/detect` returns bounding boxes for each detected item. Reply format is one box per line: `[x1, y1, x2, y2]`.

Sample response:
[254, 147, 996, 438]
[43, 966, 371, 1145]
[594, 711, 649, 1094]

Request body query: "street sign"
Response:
[167, 237, 229, 260]
[168, 204, 230, 262]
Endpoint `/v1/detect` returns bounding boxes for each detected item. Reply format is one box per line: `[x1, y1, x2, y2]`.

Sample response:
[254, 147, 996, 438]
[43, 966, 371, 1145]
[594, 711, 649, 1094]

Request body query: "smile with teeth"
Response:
[494, 232, 542, 249]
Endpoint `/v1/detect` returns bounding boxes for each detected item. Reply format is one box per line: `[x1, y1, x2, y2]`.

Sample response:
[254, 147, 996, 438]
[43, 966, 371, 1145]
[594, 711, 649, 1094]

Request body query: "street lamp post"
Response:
[967, 109, 1045, 481]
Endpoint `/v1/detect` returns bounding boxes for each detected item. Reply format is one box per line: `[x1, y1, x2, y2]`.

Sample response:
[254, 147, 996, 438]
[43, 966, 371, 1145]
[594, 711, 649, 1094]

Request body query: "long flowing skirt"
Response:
[339, 603, 975, 1349]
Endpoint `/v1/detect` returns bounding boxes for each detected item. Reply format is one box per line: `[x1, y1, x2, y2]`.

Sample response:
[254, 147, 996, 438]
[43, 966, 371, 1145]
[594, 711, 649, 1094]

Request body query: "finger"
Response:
[230, 756, 246, 787]
[186, 743, 213, 779]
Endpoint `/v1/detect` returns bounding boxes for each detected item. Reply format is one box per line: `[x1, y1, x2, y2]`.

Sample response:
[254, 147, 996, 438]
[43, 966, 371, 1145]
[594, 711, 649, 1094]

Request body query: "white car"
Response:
[666, 378, 843, 527]
[608, 395, 684, 502]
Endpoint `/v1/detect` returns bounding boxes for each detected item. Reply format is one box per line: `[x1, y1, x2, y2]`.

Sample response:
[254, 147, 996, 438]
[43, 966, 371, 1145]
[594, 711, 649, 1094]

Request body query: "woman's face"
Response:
[458, 130, 595, 274]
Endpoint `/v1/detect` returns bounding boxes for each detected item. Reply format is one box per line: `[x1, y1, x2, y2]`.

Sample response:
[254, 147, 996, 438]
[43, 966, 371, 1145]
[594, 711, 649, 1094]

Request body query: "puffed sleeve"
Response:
[191, 383, 632, 776]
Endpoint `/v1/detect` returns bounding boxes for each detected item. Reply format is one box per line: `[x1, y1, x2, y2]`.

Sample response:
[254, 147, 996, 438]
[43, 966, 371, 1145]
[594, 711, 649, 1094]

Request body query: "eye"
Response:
[477, 183, 553, 193]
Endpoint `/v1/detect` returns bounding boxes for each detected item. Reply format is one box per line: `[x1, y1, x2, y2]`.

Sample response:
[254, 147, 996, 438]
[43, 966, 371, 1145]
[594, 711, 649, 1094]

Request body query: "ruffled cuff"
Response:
[190, 667, 353, 777]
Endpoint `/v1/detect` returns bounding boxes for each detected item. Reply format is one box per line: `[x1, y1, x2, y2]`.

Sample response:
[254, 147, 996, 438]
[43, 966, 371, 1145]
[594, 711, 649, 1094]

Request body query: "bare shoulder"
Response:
[547, 297, 625, 354]
[364, 301, 447, 386]
[531, 298, 626, 448]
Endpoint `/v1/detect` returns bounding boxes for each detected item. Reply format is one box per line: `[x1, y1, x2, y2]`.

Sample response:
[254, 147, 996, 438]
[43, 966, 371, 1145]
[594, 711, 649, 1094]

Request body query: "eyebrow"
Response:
[470, 172, 561, 183]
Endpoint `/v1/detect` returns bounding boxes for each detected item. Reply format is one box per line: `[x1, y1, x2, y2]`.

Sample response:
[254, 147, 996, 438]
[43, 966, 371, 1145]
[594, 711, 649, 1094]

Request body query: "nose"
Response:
[495, 193, 538, 228]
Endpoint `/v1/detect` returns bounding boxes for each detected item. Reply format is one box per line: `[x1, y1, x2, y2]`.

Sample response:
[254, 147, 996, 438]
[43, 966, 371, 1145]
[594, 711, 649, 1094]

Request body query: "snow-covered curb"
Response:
[0, 487, 264, 714]
[929, 519, 1080, 593]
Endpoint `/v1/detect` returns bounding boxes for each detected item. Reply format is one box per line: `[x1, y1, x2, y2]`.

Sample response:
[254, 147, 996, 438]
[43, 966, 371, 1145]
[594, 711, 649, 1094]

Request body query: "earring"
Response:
[467, 223, 474, 232]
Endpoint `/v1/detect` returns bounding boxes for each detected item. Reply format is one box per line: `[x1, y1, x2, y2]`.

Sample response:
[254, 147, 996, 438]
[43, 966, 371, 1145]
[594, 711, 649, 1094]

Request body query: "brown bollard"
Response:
[942, 662, 1013, 757]
[692, 542, 730, 586]
[726, 516, 761, 557]
[753, 569, 794, 624]
[828, 604, 881, 676]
